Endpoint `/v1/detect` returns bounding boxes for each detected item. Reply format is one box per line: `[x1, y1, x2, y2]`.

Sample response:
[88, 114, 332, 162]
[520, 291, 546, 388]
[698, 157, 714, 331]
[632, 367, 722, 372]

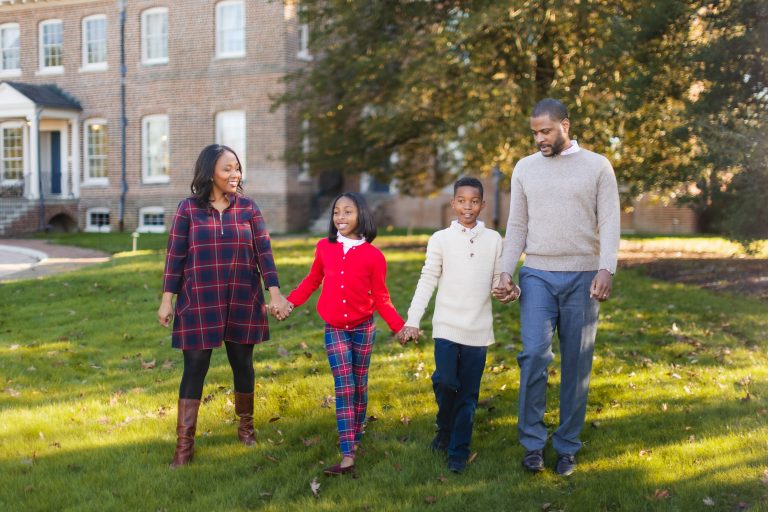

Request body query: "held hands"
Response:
[590, 269, 613, 302]
[396, 326, 421, 346]
[492, 272, 521, 304]
[267, 289, 294, 321]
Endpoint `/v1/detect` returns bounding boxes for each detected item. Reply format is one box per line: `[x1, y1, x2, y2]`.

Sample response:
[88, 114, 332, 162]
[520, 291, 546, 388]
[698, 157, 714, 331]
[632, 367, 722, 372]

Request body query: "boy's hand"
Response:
[396, 326, 421, 345]
[493, 272, 521, 303]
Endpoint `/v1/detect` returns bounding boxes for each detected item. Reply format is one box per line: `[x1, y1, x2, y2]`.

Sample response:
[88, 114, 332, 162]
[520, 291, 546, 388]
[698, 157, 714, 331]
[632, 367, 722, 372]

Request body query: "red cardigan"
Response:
[287, 238, 405, 332]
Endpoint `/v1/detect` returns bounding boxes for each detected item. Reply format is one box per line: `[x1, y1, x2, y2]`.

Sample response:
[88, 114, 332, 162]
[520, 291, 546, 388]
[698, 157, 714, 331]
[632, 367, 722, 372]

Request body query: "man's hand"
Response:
[590, 269, 613, 302]
[492, 272, 521, 303]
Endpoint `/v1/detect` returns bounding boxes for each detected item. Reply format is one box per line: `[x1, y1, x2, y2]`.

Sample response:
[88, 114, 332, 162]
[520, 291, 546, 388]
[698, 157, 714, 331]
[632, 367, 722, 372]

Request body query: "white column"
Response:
[70, 116, 80, 199]
[27, 112, 40, 200]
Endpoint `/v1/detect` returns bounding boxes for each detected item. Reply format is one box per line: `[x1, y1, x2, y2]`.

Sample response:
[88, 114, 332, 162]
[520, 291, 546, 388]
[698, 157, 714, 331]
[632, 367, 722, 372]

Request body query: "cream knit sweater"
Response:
[501, 147, 621, 275]
[406, 221, 502, 347]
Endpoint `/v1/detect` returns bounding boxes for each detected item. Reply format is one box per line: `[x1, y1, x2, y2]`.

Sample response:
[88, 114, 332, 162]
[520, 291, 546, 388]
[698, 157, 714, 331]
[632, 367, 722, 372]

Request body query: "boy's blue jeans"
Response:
[432, 338, 487, 462]
[517, 266, 600, 456]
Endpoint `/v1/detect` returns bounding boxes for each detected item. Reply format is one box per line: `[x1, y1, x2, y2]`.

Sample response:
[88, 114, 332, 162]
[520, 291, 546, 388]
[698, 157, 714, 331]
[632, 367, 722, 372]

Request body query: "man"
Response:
[494, 98, 620, 476]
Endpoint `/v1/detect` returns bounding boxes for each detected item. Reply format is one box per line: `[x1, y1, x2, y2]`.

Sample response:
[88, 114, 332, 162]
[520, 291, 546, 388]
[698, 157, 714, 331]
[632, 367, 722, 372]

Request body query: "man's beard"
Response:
[540, 133, 567, 157]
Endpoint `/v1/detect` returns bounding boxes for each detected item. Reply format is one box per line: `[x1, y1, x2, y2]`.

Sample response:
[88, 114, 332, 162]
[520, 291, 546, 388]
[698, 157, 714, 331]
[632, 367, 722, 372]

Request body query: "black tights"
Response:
[178, 342, 255, 399]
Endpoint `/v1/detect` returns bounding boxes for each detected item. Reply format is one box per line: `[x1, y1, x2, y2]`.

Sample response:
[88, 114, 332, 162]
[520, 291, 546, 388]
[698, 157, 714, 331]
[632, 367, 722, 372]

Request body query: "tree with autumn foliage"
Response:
[276, 0, 765, 239]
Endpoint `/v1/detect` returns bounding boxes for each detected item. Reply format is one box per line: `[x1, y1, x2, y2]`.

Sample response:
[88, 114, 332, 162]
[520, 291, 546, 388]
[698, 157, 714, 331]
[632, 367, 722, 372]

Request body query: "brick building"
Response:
[0, 0, 314, 235]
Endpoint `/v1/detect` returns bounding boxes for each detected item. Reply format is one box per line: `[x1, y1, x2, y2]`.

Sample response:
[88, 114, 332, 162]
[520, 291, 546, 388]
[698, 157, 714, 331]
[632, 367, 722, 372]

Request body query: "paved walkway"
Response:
[0, 239, 110, 282]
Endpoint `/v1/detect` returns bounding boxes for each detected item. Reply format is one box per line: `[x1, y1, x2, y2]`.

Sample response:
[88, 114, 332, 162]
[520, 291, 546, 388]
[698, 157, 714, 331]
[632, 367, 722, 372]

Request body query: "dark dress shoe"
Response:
[447, 457, 466, 474]
[555, 453, 576, 476]
[323, 462, 355, 476]
[522, 449, 545, 473]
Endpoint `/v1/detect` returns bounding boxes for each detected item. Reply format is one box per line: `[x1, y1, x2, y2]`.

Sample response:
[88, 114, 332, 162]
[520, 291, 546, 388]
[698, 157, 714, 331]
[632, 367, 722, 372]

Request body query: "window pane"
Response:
[90, 212, 110, 226]
[145, 117, 169, 178]
[87, 123, 108, 178]
[2, 126, 23, 180]
[85, 18, 107, 64]
[218, 3, 244, 55]
[43, 22, 63, 68]
[216, 111, 245, 170]
[143, 212, 164, 226]
[144, 11, 168, 61]
[1, 26, 20, 70]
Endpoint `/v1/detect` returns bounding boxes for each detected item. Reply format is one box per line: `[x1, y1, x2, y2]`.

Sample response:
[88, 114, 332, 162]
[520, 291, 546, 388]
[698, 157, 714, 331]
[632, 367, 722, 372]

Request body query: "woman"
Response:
[157, 144, 290, 468]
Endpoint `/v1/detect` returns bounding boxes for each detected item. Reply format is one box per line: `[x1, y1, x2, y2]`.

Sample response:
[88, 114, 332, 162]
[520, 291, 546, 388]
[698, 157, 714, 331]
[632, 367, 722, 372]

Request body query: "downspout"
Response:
[35, 106, 44, 231]
[118, 0, 128, 231]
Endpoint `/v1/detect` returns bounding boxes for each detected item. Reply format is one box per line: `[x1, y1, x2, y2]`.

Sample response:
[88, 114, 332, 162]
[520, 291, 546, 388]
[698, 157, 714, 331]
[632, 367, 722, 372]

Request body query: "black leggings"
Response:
[178, 341, 255, 399]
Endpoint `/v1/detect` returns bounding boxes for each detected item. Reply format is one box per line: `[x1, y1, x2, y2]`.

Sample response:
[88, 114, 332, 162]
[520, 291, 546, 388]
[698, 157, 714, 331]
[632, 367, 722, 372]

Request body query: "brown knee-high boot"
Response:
[170, 398, 200, 468]
[234, 391, 256, 446]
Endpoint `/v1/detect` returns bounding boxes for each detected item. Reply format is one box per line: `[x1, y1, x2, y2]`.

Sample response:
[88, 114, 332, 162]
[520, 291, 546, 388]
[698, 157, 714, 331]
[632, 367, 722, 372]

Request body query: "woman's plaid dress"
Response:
[162, 194, 280, 350]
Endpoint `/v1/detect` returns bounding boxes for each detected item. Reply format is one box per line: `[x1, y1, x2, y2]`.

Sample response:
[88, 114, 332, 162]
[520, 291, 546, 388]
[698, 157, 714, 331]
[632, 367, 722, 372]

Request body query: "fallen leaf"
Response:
[24, 485, 33, 493]
[671, 373, 682, 380]
[760, 469, 768, 486]
[652, 489, 670, 500]
[321, 395, 333, 408]
[424, 496, 437, 504]
[277, 346, 290, 358]
[268, 416, 281, 423]
[468, 452, 478, 464]
[265, 455, 279, 463]
[300, 342, 309, 350]
[302, 436, 321, 447]
[10, 344, 19, 350]
[140, 359, 156, 370]
[437, 475, 448, 483]
[5, 388, 20, 397]
[661, 403, 668, 412]
[639, 449, 652, 458]
[162, 359, 174, 370]
[702, 497, 715, 506]
[542, 504, 552, 512]
[310, 477, 320, 498]
[259, 492, 272, 498]
[591, 421, 601, 429]
[400, 416, 411, 425]
[393, 463, 402, 472]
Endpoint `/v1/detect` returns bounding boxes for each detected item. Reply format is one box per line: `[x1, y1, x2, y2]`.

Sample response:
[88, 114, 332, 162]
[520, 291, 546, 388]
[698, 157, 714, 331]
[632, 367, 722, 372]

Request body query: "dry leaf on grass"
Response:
[400, 416, 411, 425]
[140, 359, 156, 370]
[310, 477, 320, 498]
[760, 469, 768, 486]
[321, 395, 333, 408]
[468, 452, 478, 464]
[302, 436, 321, 447]
[652, 489, 670, 500]
[265, 455, 279, 463]
[162, 359, 173, 370]
[268, 416, 281, 423]
[702, 497, 715, 506]
[424, 496, 437, 504]
[277, 346, 290, 357]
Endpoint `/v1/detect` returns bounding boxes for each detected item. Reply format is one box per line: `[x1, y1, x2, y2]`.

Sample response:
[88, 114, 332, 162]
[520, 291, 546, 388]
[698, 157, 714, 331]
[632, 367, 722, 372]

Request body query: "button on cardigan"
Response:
[162, 194, 280, 350]
[287, 238, 405, 332]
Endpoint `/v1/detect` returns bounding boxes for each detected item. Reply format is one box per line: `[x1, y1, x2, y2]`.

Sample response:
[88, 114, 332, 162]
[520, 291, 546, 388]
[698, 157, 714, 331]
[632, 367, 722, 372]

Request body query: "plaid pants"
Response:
[324, 317, 376, 458]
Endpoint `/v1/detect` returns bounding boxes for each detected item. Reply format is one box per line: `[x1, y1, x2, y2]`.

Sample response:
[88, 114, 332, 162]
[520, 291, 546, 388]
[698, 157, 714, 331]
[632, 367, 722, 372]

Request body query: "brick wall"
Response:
[0, 0, 314, 234]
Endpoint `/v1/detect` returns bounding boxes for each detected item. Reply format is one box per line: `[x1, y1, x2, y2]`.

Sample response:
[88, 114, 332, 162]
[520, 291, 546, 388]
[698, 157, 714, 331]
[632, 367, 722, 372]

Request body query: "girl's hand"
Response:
[396, 326, 421, 345]
[267, 287, 293, 320]
[157, 293, 175, 327]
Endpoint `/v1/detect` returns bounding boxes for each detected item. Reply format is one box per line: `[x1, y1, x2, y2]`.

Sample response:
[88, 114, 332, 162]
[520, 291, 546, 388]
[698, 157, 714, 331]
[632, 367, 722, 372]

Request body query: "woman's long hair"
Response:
[190, 144, 243, 207]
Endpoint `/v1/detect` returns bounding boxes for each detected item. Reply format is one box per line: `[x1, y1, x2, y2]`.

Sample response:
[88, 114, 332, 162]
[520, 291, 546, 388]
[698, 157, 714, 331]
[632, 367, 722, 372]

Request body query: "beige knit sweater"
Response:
[502, 148, 621, 275]
[406, 221, 502, 347]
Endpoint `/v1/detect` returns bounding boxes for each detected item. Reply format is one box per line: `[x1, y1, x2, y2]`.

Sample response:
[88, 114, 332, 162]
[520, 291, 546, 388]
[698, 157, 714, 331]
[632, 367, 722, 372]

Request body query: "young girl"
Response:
[284, 192, 405, 476]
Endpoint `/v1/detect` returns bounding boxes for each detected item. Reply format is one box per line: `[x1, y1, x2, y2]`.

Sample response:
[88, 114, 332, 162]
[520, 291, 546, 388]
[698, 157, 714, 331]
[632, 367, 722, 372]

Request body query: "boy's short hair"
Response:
[454, 176, 483, 199]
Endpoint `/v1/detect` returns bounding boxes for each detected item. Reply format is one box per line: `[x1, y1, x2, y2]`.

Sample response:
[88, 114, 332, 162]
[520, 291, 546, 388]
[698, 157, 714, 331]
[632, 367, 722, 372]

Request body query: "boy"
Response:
[398, 176, 510, 473]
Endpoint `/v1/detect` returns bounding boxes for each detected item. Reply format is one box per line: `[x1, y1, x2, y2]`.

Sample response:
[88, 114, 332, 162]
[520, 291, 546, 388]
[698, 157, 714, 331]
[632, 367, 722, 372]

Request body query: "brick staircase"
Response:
[0, 197, 37, 236]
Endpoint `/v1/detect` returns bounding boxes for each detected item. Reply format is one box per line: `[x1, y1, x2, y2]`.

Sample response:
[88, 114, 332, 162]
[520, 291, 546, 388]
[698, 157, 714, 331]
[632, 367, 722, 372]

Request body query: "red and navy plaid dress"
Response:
[162, 194, 280, 350]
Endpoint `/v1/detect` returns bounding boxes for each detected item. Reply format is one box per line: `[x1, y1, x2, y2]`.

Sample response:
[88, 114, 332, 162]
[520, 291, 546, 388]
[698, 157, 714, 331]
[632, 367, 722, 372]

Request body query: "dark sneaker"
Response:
[447, 457, 466, 474]
[555, 453, 576, 476]
[429, 435, 448, 454]
[522, 449, 545, 473]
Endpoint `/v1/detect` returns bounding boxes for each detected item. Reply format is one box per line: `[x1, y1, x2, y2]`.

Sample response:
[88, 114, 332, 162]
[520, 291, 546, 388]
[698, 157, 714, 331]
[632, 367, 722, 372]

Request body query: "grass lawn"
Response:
[1, 234, 767, 511]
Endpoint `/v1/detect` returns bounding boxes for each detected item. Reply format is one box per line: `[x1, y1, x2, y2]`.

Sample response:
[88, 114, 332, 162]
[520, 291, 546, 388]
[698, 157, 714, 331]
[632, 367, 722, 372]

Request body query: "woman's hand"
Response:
[267, 287, 293, 321]
[157, 292, 175, 327]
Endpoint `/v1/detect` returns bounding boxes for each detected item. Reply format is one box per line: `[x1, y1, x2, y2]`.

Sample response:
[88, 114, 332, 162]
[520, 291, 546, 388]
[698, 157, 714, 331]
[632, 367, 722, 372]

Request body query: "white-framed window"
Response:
[0, 23, 20, 75]
[39, 19, 63, 72]
[142, 114, 169, 184]
[297, 3, 311, 60]
[215, 110, 246, 179]
[83, 119, 108, 184]
[82, 15, 107, 70]
[298, 119, 311, 182]
[138, 206, 166, 233]
[216, 0, 245, 58]
[141, 7, 168, 65]
[1, 122, 24, 183]
[85, 207, 111, 232]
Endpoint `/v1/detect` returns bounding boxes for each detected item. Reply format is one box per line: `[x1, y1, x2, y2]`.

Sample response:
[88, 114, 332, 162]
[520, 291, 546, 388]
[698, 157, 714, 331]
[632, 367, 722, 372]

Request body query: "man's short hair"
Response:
[454, 176, 483, 199]
[532, 98, 568, 122]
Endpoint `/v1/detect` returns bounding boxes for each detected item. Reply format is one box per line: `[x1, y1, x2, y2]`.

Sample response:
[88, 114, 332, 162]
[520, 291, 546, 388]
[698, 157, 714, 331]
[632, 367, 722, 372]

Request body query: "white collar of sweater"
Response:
[337, 232, 366, 254]
[450, 219, 485, 236]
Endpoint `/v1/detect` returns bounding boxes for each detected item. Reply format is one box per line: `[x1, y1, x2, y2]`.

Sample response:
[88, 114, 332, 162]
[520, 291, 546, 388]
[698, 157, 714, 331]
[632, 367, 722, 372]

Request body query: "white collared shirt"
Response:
[559, 139, 580, 156]
[337, 232, 366, 254]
